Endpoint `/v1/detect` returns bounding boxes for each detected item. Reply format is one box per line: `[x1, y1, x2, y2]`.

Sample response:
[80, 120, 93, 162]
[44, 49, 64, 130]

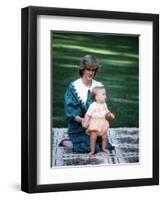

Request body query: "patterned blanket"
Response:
[51, 128, 139, 167]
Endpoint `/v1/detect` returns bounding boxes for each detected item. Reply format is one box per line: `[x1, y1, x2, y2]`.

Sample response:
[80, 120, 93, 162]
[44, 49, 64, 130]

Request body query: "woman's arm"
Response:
[74, 116, 83, 123]
[64, 84, 83, 122]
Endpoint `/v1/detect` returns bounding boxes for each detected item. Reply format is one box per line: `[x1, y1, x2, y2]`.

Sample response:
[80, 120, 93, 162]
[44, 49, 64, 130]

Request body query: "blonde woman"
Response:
[61, 55, 115, 153]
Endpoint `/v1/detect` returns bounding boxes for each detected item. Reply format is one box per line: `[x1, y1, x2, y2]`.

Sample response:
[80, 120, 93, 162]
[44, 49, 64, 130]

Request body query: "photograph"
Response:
[51, 31, 139, 167]
[21, 6, 159, 193]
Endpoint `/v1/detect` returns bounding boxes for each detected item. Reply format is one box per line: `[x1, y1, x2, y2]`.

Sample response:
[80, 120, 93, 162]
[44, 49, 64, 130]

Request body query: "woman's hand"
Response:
[105, 112, 115, 120]
[82, 114, 90, 128]
[82, 119, 88, 128]
[74, 116, 83, 124]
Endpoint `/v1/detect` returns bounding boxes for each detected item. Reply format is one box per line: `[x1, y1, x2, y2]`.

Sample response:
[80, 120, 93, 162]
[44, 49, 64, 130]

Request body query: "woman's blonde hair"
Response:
[79, 55, 100, 76]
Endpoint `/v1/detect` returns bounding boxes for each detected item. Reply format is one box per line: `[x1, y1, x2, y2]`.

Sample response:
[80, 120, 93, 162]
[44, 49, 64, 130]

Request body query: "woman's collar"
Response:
[72, 78, 103, 104]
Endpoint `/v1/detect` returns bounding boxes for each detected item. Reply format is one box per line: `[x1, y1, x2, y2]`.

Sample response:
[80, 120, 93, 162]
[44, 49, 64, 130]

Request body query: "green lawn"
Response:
[52, 32, 139, 128]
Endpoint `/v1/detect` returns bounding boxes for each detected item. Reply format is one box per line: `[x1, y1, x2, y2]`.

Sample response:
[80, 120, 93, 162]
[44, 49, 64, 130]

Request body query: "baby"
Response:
[82, 86, 115, 156]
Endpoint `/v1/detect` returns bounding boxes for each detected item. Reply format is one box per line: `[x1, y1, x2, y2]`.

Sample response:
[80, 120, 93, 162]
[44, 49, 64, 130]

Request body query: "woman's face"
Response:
[82, 67, 96, 82]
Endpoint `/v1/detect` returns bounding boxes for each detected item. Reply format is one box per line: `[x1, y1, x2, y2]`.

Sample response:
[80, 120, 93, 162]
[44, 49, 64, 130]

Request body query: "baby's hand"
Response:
[111, 113, 115, 119]
[105, 112, 115, 120]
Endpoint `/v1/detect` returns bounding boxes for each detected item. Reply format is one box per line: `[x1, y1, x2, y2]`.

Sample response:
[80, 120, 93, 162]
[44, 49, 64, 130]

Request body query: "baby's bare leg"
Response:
[89, 131, 97, 156]
[101, 122, 110, 153]
[102, 133, 110, 153]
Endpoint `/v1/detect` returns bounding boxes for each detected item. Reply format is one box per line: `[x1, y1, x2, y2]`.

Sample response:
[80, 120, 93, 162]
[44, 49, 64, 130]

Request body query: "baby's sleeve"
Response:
[86, 103, 95, 116]
[104, 103, 110, 113]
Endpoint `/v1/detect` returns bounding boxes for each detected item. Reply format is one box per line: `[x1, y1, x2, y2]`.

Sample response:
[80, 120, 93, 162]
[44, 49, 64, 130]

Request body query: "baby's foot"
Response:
[88, 151, 95, 157]
[102, 149, 110, 154]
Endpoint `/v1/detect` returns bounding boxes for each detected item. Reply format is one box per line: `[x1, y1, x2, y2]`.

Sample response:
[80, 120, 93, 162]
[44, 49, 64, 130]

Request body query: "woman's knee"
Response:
[63, 140, 73, 148]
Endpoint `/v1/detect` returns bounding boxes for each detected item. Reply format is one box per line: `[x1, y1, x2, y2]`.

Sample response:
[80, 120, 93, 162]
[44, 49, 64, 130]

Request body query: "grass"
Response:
[52, 32, 139, 128]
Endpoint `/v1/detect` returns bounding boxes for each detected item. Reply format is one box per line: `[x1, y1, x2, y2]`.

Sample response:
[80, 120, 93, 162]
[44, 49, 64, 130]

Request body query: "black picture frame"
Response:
[21, 6, 159, 193]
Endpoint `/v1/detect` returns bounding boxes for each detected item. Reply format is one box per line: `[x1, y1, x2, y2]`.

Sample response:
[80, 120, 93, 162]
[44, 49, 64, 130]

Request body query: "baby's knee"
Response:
[102, 134, 107, 140]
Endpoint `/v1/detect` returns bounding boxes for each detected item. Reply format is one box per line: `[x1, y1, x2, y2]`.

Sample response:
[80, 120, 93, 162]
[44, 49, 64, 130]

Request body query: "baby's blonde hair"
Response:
[91, 86, 105, 101]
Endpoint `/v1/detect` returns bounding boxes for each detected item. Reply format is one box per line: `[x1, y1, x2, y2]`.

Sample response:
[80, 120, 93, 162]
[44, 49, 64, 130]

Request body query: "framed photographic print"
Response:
[21, 6, 159, 193]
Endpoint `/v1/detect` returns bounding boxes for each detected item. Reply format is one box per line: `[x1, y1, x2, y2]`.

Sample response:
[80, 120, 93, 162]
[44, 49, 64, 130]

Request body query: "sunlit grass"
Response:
[59, 64, 78, 68]
[110, 97, 138, 104]
[53, 44, 138, 59]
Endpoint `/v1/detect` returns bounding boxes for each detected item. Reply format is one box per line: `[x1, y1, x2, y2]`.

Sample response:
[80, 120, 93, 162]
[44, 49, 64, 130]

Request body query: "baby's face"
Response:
[96, 88, 107, 103]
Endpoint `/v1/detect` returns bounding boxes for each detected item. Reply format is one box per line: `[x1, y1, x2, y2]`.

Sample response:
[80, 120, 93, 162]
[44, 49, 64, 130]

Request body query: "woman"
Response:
[60, 55, 114, 153]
